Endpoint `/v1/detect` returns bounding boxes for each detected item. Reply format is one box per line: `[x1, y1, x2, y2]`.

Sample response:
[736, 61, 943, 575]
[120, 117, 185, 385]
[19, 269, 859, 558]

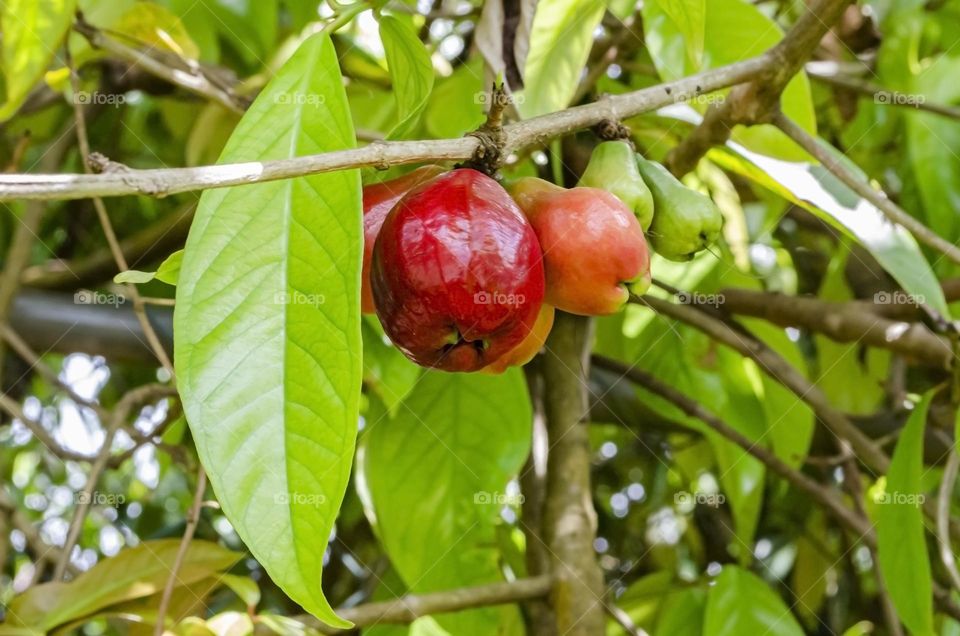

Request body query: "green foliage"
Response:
[378, 14, 434, 138]
[1, 540, 239, 634]
[876, 392, 935, 636]
[359, 371, 532, 635]
[0, 0, 76, 120]
[519, 0, 606, 116]
[174, 32, 360, 628]
[704, 566, 804, 636]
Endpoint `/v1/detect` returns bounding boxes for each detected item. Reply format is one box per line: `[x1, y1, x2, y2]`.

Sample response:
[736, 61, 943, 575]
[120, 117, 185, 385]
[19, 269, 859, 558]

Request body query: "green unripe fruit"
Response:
[578, 140, 654, 231]
[635, 156, 723, 262]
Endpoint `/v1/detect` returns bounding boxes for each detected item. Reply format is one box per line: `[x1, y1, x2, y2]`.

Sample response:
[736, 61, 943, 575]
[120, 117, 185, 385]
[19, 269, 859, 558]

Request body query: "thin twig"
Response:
[773, 111, 960, 266]
[73, 19, 247, 113]
[0, 324, 109, 418]
[66, 51, 175, 376]
[0, 53, 774, 201]
[938, 451, 960, 591]
[665, 0, 853, 175]
[54, 383, 175, 579]
[303, 575, 554, 633]
[634, 294, 892, 474]
[592, 355, 872, 537]
[154, 466, 207, 636]
[806, 64, 960, 120]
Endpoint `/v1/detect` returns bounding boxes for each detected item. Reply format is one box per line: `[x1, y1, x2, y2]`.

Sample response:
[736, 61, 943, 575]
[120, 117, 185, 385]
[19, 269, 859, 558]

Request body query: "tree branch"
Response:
[304, 575, 554, 633]
[635, 294, 892, 474]
[73, 18, 248, 113]
[806, 62, 960, 120]
[665, 0, 853, 175]
[0, 54, 774, 201]
[713, 288, 953, 369]
[773, 111, 960, 267]
[540, 312, 606, 635]
[592, 355, 872, 538]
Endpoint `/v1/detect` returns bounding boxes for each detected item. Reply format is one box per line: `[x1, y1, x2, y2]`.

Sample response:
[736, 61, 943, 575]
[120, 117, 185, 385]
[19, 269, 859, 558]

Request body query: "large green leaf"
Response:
[707, 136, 951, 318]
[653, 587, 706, 636]
[876, 392, 935, 636]
[2, 540, 239, 634]
[704, 566, 804, 636]
[379, 14, 434, 138]
[519, 0, 606, 117]
[358, 370, 531, 635]
[644, 0, 815, 161]
[0, 0, 76, 120]
[174, 33, 361, 628]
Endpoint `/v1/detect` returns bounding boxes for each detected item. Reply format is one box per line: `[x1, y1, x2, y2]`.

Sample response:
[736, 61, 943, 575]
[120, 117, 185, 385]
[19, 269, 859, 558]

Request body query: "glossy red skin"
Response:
[512, 178, 650, 316]
[361, 166, 445, 313]
[482, 304, 555, 374]
[371, 169, 545, 372]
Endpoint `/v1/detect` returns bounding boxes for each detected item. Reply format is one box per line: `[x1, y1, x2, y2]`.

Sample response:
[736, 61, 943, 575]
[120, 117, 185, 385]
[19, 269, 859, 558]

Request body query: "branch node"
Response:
[592, 119, 633, 143]
[460, 83, 509, 176]
[88, 152, 127, 174]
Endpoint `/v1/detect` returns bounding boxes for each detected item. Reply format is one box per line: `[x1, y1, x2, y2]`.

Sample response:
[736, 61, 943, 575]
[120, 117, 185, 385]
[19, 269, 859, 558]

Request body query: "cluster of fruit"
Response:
[360, 140, 723, 373]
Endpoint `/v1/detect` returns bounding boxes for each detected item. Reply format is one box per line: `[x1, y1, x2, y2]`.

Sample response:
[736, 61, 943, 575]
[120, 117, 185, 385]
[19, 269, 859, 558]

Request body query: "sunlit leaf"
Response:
[4, 540, 239, 633]
[0, 0, 76, 120]
[519, 0, 606, 116]
[174, 32, 360, 629]
[379, 14, 434, 138]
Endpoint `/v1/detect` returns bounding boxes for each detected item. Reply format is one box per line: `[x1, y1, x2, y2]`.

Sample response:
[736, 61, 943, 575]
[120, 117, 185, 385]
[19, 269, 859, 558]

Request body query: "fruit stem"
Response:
[592, 119, 633, 143]
[460, 83, 510, 176]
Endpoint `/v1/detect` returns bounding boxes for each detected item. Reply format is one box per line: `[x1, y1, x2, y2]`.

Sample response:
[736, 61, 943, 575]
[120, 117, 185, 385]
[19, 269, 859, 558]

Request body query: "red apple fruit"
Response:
[361, 166, 445, 313]
[510, 177, 650, 316]
[371, 169, 545, 372]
